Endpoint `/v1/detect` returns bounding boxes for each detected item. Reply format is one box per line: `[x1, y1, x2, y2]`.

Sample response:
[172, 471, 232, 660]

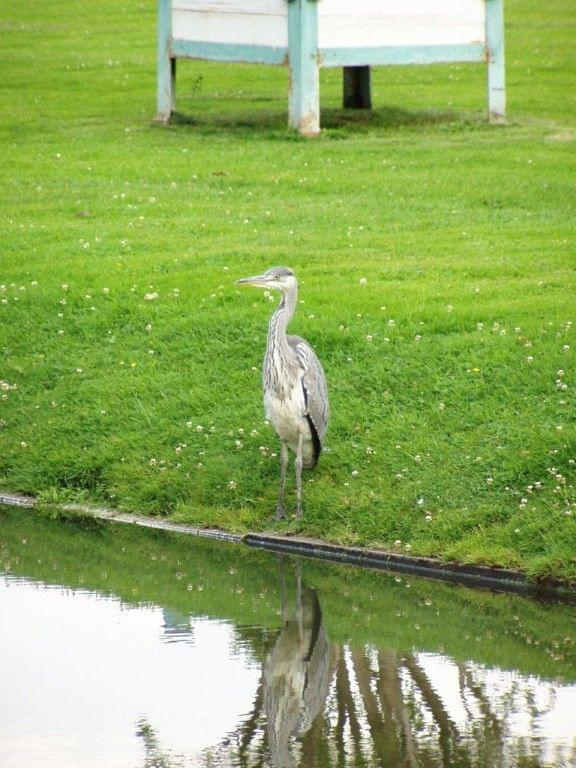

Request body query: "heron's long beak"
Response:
[236, 274, 266, 286]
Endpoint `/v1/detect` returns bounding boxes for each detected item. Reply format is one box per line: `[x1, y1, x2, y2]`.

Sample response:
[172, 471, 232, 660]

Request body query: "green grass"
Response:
[1, 0, 575, 580]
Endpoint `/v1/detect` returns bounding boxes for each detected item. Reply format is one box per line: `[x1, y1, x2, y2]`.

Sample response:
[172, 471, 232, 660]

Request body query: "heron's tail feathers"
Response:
[304, 415, 322, 469]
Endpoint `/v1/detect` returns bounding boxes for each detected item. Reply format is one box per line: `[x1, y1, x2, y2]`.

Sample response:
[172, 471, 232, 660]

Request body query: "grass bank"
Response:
[1, 0, 575, 580]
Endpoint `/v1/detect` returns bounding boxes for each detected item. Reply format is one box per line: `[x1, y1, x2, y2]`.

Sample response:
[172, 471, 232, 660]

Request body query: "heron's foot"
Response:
[273, 504, 286, 521]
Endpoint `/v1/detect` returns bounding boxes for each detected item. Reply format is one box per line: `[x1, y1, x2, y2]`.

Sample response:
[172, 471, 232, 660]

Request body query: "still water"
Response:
[0, 508, 575, 768]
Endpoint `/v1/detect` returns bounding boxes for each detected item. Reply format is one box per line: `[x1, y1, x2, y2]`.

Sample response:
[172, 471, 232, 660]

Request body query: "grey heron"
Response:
[236, 267, 329, 519]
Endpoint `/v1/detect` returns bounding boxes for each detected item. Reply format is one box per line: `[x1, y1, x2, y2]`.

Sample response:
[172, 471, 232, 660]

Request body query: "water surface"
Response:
[1, 507, 575, 767]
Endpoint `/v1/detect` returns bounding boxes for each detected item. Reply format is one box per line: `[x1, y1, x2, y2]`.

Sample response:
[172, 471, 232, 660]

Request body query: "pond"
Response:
[0, 506, 575, 768]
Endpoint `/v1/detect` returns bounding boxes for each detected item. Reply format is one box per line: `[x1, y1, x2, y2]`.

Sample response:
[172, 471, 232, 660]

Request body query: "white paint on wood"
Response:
[172, 0, 485, 51]
[318, 0, 485, 49]
[173, 0, 286, 13]
[318, 0, 484, 19]
[172, 10, 288, 47]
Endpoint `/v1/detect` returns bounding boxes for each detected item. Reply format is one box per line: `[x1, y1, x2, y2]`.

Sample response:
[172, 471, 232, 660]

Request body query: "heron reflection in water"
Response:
[263, 559, 332, 768]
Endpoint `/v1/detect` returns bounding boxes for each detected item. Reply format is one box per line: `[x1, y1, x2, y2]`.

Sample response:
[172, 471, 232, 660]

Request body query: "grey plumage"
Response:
[236, 266, 329, 518]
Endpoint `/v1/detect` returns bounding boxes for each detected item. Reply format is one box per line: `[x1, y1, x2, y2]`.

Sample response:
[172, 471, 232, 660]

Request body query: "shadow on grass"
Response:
[159, 104, 484, 139]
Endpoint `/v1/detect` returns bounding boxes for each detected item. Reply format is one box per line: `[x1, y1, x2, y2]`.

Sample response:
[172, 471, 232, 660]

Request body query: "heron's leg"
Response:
[274, 441, 289, 520]
[279, 556, 287, 620]
[295, 561, 303, 638]
[295, 432, 303, 518]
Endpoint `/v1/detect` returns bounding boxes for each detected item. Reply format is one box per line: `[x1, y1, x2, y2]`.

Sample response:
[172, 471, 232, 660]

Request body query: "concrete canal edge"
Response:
[243, 533, 575, 599]
[1, 490, 574, 599]
[0, 491, 244, 544]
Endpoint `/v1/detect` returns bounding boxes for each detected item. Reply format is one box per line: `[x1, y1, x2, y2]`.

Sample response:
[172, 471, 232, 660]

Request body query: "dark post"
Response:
[343, 66, 372, 109]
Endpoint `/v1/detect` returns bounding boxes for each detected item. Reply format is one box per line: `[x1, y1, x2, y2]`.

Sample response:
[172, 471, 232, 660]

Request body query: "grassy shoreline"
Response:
[1, 0, 575, 579]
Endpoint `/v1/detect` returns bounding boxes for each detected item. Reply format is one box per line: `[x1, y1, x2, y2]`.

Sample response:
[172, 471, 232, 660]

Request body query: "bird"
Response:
[236, 266, 329, 519]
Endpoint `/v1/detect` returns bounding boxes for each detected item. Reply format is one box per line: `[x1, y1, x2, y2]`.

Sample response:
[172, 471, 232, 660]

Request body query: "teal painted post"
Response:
[156, 0, 173, 122]
[287, 0, 320, 135]
[486, 0, 506, 123]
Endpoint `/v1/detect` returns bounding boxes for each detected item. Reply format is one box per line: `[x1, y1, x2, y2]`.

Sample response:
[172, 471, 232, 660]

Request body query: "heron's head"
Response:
[236, 266, 297, 293]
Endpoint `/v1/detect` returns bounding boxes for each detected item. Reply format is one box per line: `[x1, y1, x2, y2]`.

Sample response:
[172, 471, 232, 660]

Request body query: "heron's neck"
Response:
[268, 288, 297, 351]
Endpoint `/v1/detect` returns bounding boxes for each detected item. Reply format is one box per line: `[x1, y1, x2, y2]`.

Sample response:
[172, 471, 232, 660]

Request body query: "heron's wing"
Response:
[287, 335, 329, 444]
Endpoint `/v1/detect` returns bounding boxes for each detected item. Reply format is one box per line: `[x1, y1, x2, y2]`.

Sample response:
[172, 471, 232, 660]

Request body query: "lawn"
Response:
[1, 0, 575, 580]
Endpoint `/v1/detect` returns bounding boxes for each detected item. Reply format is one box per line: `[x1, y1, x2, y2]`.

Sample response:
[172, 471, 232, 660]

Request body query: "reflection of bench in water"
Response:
[157, 0, 506, 134]
[161, 608, 194, 644]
